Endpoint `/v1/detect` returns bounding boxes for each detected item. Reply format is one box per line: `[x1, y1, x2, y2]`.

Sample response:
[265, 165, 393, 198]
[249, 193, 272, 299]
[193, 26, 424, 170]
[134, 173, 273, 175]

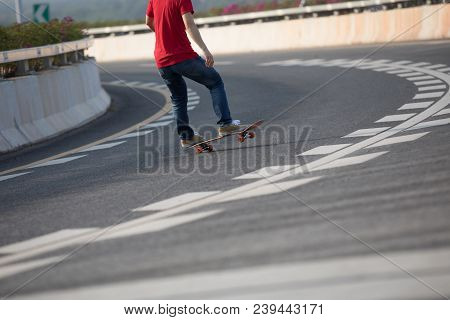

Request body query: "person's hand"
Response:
[203, 49, 214, 68]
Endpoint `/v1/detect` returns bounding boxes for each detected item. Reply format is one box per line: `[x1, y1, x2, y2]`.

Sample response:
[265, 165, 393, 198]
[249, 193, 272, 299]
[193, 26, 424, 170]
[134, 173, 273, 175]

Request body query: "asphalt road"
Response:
[1, 40, 450, 299]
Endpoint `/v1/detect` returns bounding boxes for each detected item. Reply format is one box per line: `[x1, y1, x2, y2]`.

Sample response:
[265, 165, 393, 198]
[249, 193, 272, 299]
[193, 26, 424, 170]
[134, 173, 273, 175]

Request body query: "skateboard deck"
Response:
[188, 120, 264, 154]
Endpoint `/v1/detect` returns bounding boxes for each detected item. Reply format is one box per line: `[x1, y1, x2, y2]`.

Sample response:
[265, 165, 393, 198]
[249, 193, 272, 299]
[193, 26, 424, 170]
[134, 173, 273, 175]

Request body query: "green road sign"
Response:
[33, 3, 50, 23]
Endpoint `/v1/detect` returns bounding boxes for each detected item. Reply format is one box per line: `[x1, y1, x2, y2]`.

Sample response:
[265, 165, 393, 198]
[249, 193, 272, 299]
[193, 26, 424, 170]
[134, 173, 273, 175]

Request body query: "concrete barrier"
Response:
[0, 59, 111, 153]
[88, 4, 450, 62]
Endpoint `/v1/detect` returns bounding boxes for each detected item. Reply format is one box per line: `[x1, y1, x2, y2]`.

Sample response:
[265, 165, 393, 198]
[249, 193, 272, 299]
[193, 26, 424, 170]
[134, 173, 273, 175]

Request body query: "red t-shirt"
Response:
[146, 0, 198, 68]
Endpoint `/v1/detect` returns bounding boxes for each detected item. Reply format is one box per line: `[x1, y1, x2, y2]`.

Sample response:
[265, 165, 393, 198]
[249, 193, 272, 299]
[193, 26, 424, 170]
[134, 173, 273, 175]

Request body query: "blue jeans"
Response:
[158, 56, 233, 140]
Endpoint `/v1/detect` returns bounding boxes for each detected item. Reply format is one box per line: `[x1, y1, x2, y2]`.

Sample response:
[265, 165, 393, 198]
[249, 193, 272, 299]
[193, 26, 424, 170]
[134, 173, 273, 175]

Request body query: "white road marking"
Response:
[311, 152, 388, 171]
[154, 114, 174, 121]
[426, 64, 446, 69]
[215, 61, 234, 66]
[125, 81, 142, 87]
[386, 69, 408, 74]
[407, 75, 434, 81]
[141, 121, 173, 129]
[397, 72, 424, 77]
[187, 100, 200, 106]
[299, 144, 351, 156]
[320, 59, 350, 67]
[134, 192, 221, 212]
[414, 80, 443, 86]
[376, 114, 416, 123]
[413, 92, 445, 99]
[0, 256, 64, 280]
[408, 62, 430, 67]
[0, 229, 99, 254]
[418, 85, 446, 92]
[343, 127, 390, 138]
[437, 67, 450, 72]
[219, 177, 321, 203]
[398, 101, 434, 110]
[373, 66, 399, 72]
[233, 165, 297, 180]
[189, 97, 200, 102]
[365, 132, 430, 148]
[434, 109, 450, 117]
[81, 141, 126, 152]
[188, 92, 198, 96]
[30, 155, 87, 168]
[153, 84, 168, 90]
[108, 80, 125, 85]
[138, 82, 158, 88]
[112, 130, 154, 140]
[0, 172, 31, 182]
[407, 118, 450, 131]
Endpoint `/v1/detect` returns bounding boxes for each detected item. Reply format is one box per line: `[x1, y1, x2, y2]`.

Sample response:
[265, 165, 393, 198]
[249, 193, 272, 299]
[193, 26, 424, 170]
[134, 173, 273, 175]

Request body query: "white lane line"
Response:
[0, 172, 31, 182]
[299, 144, 351, 156]
[125, 81, 142, 87]
[138, 82, 158, 88]
[30, 155, 87, 168]
[373, 66, 399, 72]
[134, 192, 221, 212]
[407, 75, 434, 81]
[413, 92, 445, 99]
[215, 61, 234, 66]
[343, 127, 390, 138]
[376, 113, 416, 123]
[112, 130, 154, 140]
[408, 62, 430, 67]
[390, 60, 412, 65]
[108, 80, 125, 85]
[0, 256, 64, 280]
[156, 114, 174, 121]
[386, 69, 408, 74]
[219, 177, 321, 203]
[81, 141, 126, 152]
[187, 101, 200, 106]
[438, 67, 450, 72]
[320, 59, 350, 67]
[366, 132, 430, 148]
[153, 84, 168, 90]
[141, 121, 173, 129]
[187, 106, 197, 111]
[418, 85, 447, 92]
[310, 152, 388, 171]
[426, 64, 446, 69]
[414, 80, 443, 86]
[398, 101, 434, 110]
[407, 118, 450, 131]
[0, 229, 99, 254]
[233, 165, 297, 180]
[188, 92, 198, 96]
[397, 72, 424, 77]
[434, 109, 450, 117]
[15, 246, 450, 300]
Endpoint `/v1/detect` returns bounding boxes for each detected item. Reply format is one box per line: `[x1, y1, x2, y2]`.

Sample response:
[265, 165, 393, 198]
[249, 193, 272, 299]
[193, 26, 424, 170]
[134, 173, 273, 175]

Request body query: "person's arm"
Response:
[182, 12, 214, 67]
[146, 15, 154, 31]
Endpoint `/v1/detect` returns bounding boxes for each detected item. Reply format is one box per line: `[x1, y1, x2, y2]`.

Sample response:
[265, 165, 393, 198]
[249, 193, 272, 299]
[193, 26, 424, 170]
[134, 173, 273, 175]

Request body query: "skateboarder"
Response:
[146, 0, 240, 148]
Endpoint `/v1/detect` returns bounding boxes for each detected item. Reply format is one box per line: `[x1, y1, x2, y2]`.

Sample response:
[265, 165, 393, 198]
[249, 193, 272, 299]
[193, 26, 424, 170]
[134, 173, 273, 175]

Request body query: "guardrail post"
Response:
[60, 53, 69, 65]
[42, 57, 52, 69]
[16, 60, 29, 76]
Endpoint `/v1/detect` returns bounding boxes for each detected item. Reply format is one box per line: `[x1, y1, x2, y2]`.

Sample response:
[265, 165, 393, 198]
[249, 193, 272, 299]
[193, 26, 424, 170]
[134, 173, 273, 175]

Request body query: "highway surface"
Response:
[1, 40, 450, 299]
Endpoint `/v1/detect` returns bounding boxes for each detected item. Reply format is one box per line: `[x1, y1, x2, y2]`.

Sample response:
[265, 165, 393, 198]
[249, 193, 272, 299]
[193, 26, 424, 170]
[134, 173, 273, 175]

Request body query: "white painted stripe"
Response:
[407, 75, 434, 81]
[258, 60, 290, 66]
[311, 152, 387, 171]
[155, 114, 174, 121]
[426, 64, 446, 69]
[188, 92, 198, 96]
[373, 66, 398, 72]
[397, 72, 424, 77]
[343, 127, 390, 138]
[386, 69, 408, 74]
[219, 177, 321, 203]
[134, 192, 221, 212]
[82, 141, 126, 152]
[108, 80, 124, 85]
[138, 82, 157, 88]
[0, 172, 31, 182]
[437, 67, 450, 72]
[215, 61, 234, 66]
[299, 59, 326, 66]
[398, 101, 434, 110]
[413, 92, 445, 99]
[0, 229, 99, 254]
[407, 118, 450, 131]
[187, 88, 193, 92]
[0, 256, 64, 280]
[366, 132, 429, 148]
[390, 60, 412, 65]
[30, 155, 87, 168]
[189, 97, 200, 101]
[141, 121, 173, 129]
[112, 130, 154, 140]
[153, 84, 168, 90]
[414, 80, 443, 86]
[187, 101, 200, 106]
[376, 113, 416, 123]
[320, 59, 350, 67]
[418, 85, 446, 92]
[16, 247, 449, 299]
[408, 62, 430, 67]
[434, 109, 450, 117]
[125, 81, 142, 87]
[187, 106, 196, 111]
[299, 144, 351, 156]
[233, 165, 297, 180]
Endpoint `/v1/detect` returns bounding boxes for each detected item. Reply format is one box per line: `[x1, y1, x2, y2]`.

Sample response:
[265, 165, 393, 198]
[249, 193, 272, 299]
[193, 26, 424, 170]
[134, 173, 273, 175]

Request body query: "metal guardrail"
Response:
[86, 0, 427, 37]
[0, 38, 93, 77]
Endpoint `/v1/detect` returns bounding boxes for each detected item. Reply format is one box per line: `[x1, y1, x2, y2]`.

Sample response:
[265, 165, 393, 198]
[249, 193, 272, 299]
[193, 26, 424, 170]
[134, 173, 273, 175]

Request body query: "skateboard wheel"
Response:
[249, 132, 255, 139]
[238, 135, 245, 143]
[195, 146, 203, 154]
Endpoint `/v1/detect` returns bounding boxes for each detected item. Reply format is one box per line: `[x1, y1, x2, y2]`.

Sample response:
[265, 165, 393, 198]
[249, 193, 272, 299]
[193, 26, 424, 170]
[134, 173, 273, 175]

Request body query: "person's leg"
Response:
[158, 66, 194, 140]
[175, 57, 232, 126]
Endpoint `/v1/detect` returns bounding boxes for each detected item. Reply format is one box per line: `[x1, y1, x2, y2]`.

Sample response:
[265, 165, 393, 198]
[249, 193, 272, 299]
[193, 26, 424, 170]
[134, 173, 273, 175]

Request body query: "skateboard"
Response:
[188, 120, 264, 154]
